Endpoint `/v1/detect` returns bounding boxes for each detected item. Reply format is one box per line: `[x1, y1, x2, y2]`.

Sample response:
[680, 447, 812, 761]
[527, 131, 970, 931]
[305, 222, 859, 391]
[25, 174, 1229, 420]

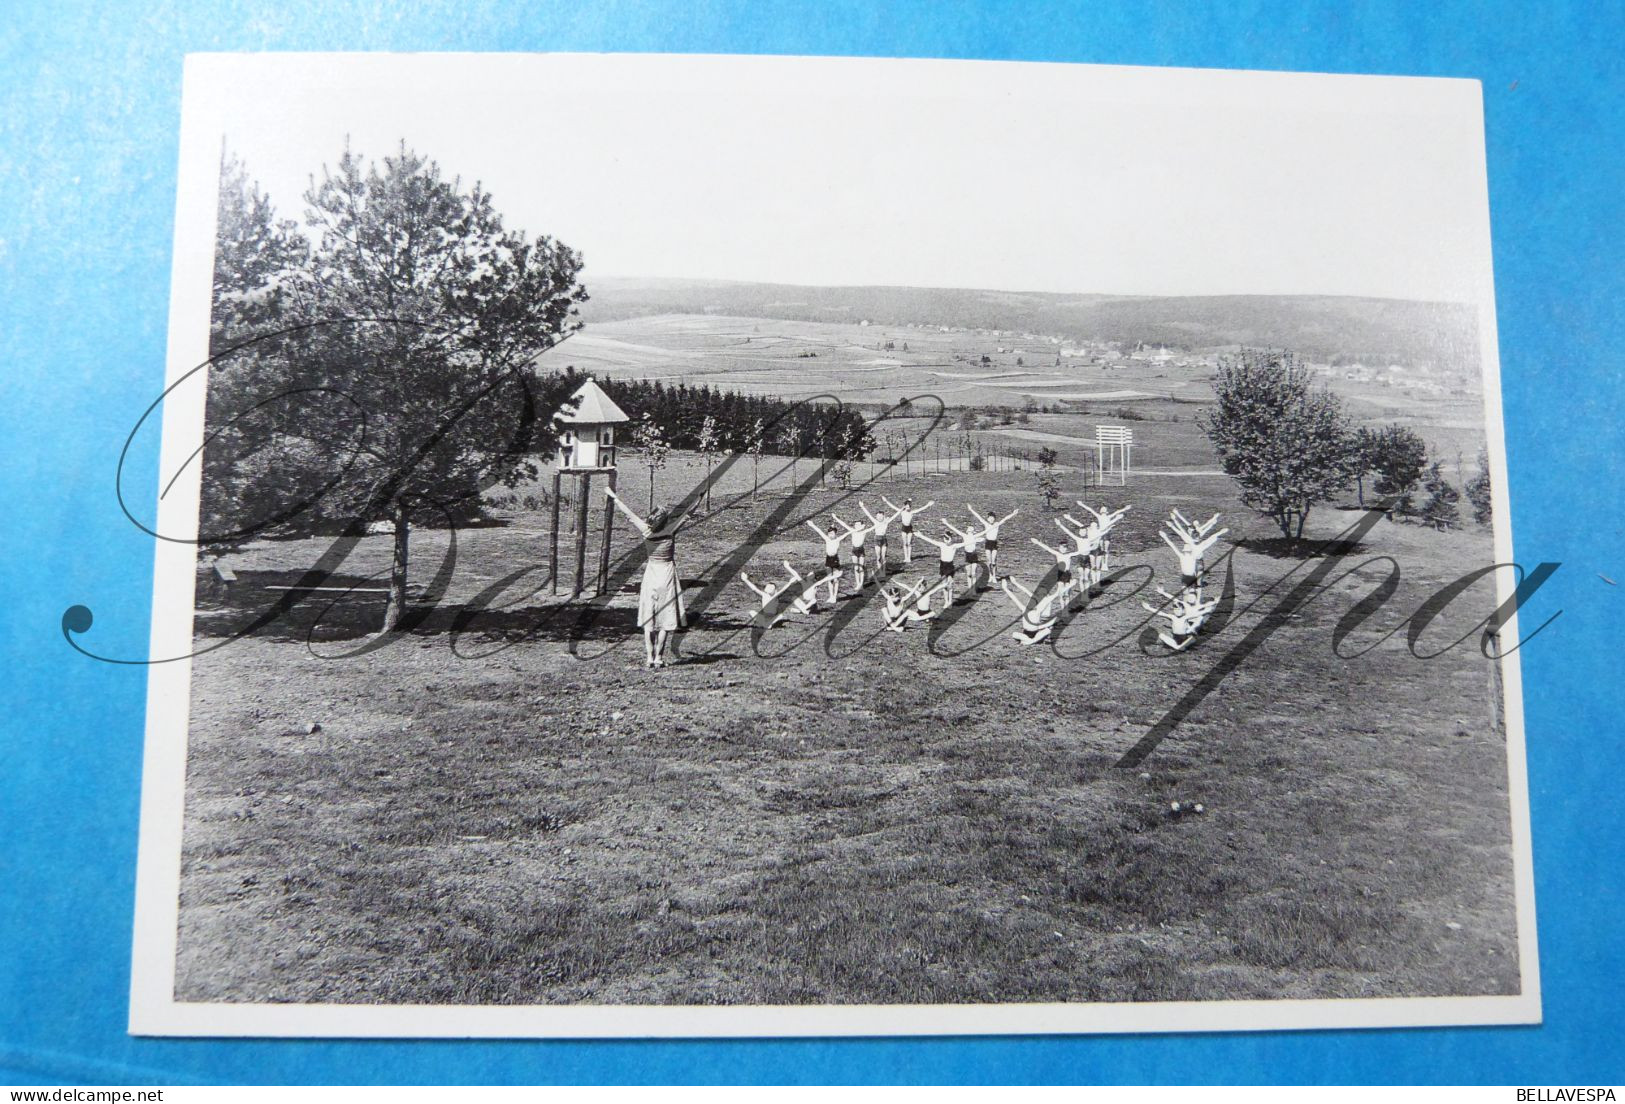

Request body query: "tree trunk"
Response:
[381, 503, 410, 633]
[1356, 474, 1366, 507]
[647, 466, 656, 512]
[1295, 507, 1309, 542]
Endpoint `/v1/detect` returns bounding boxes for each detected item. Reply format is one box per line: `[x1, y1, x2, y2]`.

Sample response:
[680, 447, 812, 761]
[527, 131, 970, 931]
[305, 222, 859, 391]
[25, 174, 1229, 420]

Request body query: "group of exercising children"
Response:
[1125, 508, 1228, 651]
[739, 495, 945, 625]
[737, 494, 1232, 650]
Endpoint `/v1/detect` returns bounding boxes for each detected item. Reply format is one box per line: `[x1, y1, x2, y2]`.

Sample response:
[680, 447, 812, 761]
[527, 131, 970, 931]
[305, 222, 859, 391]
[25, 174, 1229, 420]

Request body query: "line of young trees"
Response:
[869, 430, 1042, 477]
[593, 378, 877, 461]
[1201, 349, 1492, 543]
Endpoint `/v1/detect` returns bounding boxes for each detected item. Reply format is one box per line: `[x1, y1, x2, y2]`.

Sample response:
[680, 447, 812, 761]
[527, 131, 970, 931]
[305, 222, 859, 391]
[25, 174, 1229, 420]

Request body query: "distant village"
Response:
[856, 318, 1474, 398]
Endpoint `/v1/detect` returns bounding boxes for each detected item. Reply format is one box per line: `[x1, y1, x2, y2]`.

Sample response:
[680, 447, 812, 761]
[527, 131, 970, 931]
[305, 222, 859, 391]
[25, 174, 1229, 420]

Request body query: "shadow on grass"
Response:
[193, 568, 749, 646]
[666, 651, 745, 667]
[1236, 536, 1370, 561]
[257, 513, 517, 541]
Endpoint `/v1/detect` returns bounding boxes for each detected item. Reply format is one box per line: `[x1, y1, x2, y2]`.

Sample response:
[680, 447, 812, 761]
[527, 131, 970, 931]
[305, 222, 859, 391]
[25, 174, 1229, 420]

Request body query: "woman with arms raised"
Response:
[606, 489, 694, 669]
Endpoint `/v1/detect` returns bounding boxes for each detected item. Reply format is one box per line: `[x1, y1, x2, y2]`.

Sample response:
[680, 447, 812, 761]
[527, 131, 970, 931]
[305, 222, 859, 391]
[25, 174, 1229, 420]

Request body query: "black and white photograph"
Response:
[127, 52, 1537, 1037]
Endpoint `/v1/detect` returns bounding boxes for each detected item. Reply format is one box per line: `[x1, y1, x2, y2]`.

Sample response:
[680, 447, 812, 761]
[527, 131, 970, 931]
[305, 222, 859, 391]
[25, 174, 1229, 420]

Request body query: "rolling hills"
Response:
[579, 277, 1481, 377]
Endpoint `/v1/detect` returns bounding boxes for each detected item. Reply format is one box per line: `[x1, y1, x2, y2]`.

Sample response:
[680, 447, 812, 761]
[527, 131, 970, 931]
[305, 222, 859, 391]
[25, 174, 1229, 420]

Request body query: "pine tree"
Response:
[1464, 449, 1493, 526]
[202, 143, 585, 630]
[1421, 461, 1462, 531]
[199, 148, 313, 555]
[210, 147, 307, 354]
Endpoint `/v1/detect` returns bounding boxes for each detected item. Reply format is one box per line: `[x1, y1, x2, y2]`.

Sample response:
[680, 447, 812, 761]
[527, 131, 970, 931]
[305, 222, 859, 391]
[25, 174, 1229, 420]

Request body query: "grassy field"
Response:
[537, 313, 1220, 410]
[177, 429, 1519, 1005]
[535, 312, 1490, 482]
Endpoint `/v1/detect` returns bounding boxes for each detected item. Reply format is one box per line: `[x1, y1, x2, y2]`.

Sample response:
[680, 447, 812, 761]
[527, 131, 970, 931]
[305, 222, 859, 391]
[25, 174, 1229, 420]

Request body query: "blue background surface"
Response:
[1, 0, 1620, 1086]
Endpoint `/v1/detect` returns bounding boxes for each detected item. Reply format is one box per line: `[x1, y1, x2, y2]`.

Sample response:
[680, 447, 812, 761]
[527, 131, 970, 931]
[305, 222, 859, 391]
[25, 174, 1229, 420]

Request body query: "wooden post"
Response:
[597, 468, 618, 597]
[573, 470, 592, 597]
[549, 471, 562, 594]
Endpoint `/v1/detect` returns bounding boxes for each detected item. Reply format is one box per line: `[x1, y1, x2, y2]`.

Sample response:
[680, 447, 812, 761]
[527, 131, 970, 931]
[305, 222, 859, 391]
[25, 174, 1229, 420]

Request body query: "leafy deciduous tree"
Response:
[1035, 469, 1063, 510]
[1368, 424, 1430, 517]
[747, 416, 766, 500]
[631, 411, 671, 512]
[1199, 349, 1355, 543]
[1348, 426, 1379, 506]
[696, 413, 721, 512]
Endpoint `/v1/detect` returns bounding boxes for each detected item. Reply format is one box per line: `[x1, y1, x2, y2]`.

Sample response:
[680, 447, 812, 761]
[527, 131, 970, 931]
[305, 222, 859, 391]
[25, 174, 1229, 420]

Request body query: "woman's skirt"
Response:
[638, 560, 684, 631]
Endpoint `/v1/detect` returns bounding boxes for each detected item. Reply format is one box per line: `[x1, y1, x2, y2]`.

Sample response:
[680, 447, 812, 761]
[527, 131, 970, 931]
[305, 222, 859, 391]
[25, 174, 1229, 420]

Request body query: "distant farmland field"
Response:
[535, 311, 1486, 481]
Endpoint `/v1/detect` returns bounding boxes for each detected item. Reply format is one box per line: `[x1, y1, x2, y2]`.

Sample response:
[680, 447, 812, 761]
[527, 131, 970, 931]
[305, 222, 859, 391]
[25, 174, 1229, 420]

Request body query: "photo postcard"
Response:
[119, 51, 1540, 1037]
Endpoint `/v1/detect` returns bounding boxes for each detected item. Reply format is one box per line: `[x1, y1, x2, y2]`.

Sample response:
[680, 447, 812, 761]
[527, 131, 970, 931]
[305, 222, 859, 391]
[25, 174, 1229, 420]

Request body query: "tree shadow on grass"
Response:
[194, 568, 747, 648]
[1236, 536, 1370, 561]
[194, 569, 396, 643]
[254, 513, 519, 542]
[667, 651, 745, 667]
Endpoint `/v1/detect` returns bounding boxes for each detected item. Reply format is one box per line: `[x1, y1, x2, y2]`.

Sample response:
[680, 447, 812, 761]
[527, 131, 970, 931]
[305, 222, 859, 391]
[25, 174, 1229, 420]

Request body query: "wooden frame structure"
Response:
[550, 468, 619, 597]
[1095, 424, 1134, 486]
[549, 380, 630, 598]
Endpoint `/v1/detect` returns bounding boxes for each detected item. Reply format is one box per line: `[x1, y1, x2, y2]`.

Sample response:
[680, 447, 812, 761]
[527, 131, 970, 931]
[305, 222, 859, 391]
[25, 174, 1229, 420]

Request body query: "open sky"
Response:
[187, 52, 1494, 303]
